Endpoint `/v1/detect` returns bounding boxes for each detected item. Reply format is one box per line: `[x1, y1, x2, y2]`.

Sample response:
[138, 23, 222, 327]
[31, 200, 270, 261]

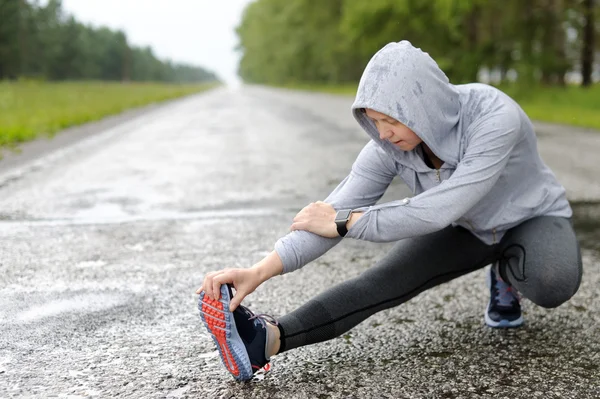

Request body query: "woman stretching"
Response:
[196, 41, 582, 381]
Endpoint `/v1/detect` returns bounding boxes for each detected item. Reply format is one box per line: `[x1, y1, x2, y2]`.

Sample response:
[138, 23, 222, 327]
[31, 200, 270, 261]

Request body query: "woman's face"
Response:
[365, 108, 422, 151]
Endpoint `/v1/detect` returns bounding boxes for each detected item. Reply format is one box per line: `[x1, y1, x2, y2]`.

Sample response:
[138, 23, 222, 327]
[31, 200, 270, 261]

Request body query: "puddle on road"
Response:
[571, 201, 600, 254]
[75, 202, 129, 219]
[0, 207, 282, 228]
[1, 200, 598, 251]
[15, 293, 125, 323]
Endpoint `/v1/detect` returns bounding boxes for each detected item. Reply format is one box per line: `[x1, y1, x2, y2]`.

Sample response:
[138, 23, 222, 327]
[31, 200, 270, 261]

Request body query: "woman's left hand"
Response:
[290, 201, 339, 238]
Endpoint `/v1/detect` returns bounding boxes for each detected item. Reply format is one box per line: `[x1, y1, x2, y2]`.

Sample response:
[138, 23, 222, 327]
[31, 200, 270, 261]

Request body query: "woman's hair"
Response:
[359, 107, 367, 114]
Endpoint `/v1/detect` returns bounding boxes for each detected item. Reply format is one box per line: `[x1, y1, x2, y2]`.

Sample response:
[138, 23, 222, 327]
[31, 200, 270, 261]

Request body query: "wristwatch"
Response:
[334, 209, 353, 237]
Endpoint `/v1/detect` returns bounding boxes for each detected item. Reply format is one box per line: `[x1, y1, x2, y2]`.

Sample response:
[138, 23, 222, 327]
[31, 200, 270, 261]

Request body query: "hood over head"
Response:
[352, 41, 461, 166]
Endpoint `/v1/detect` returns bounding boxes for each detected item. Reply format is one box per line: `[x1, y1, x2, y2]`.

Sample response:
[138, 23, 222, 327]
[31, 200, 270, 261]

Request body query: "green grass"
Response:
[0, 81, 219, 149]
[278, 82, 600, 130]
[499, 84, 600, 130]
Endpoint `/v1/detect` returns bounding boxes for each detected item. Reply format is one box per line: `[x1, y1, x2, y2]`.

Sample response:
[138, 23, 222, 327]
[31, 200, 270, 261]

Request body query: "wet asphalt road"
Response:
[0, 86, 599, 399]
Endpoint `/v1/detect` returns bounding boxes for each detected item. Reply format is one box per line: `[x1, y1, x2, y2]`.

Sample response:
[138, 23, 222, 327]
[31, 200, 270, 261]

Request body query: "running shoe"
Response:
[198, 284, 277, 381]
[485, 263, 524, 328]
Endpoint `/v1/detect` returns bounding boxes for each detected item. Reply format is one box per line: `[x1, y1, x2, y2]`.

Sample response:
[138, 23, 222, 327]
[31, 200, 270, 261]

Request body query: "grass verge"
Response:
[0, 81, 219, 149]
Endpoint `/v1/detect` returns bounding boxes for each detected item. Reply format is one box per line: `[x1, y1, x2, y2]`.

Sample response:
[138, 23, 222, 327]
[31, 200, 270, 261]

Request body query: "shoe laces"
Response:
[242, 307, 278, 327]
[493, 274, 520, 308]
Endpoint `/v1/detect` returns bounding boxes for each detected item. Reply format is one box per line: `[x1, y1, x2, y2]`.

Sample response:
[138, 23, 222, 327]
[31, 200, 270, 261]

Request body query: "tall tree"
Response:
[0, 0, 23, 79]
[0, 0, 218, 82]
[235, 0, 596, 87]
[581, 0, 596, 86]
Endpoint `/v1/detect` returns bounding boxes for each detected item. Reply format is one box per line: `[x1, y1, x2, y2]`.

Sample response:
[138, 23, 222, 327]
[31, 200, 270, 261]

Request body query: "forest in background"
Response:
[0, 0, 219, 83]
[236, 0, 597, 88]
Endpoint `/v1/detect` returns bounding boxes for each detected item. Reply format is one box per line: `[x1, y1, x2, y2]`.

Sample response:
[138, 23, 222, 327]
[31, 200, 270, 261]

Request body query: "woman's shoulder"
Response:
[456, 83, 524, 130]
[456, 83, 503, 111]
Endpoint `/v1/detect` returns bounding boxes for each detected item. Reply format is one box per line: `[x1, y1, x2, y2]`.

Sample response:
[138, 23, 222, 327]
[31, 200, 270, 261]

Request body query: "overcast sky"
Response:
[61, 0, 254, 85]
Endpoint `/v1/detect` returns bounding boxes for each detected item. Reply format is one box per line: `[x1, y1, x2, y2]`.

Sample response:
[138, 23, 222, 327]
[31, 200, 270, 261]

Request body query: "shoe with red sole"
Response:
[198, 284, 277, 381]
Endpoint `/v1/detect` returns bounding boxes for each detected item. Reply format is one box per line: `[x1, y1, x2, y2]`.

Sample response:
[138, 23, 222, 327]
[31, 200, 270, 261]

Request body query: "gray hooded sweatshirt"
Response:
[274, 41, 571, 274]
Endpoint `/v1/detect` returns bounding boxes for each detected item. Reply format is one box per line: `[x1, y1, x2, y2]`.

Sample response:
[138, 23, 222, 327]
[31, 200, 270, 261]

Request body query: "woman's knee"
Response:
[500, 217, 583, 309]
[528, 287, 575, 309]
[523, 266, 582, 308]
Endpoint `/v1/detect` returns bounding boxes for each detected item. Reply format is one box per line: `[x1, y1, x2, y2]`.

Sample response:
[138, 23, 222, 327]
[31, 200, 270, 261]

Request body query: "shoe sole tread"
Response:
[198, 286, 253, 381]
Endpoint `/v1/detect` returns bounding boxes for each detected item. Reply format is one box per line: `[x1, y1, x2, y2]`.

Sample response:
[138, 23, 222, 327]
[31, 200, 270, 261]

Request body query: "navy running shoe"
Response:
[485, 263, 523, 328]
[198, 284, 277, 381]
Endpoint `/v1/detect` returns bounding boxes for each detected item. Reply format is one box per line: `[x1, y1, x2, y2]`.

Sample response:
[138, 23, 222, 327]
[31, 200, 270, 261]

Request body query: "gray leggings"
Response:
[277, 216, 582, 352]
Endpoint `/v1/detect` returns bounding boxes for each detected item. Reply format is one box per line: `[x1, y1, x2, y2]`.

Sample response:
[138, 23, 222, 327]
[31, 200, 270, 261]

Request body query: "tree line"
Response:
[0, 0, 219, 83]
[236, 0, 597, 87]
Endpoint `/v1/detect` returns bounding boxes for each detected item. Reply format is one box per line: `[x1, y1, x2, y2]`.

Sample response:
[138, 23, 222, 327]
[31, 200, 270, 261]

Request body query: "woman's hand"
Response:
[197, 268, 262, 311]
[290, 201, 338, 238]
[196, 251, 284, 311]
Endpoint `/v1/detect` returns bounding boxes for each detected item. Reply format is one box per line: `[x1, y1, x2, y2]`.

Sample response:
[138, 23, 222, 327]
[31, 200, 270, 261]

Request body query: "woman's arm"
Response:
[346, 110, 522, 242]
[197, 250, 283, 310]
[274, 141, 397, 273]
[197, 141, 397, 308]
[197, 208, 356, 309]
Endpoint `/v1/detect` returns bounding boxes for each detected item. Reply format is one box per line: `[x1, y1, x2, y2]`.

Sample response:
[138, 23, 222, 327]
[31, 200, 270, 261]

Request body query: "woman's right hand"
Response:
[196, 251, 284, 311]
[196, 267, 262, 311]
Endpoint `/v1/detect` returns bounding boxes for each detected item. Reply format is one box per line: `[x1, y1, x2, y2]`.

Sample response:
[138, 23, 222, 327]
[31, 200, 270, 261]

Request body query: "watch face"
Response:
[335, 209, 352, 222]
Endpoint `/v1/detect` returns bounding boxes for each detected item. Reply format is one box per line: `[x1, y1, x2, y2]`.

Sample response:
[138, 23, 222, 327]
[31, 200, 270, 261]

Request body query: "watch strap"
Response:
[336, 220, 349, 237]
[335, 209, 352, 237]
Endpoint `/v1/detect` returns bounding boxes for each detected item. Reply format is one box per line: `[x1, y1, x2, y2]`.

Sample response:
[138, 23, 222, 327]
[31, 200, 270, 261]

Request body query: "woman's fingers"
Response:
[229, 288, 246, 312]
[199, 268, 239, 298]
[202, 275, 213, 299]
[198, 268, 263, 312]
[202, 271, 223, 300]
[212, 273, 227, 301]
[211, 272, 226, 301]
[290, 221, 308, 231]
[211, 271, 237, 301]
[293, 210, 306, 222]
[212, 278, 220, 301]
[294, 203, 314, 220]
